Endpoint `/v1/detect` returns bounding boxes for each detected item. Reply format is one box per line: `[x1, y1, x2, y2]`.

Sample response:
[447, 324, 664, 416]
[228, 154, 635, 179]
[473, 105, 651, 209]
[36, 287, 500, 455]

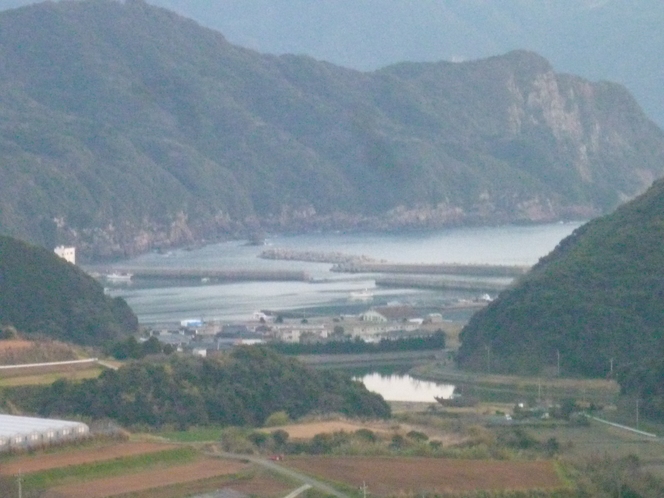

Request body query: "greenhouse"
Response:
[0, 414, 89, 451]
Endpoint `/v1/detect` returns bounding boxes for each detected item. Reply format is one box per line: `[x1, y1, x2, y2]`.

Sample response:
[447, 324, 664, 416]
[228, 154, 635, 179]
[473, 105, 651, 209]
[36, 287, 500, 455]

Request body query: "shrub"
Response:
[264, 410, 291, 427]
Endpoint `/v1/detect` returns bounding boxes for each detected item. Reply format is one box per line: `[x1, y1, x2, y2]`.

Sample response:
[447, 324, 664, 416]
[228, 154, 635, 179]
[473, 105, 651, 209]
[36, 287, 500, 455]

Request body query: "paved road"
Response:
[218, 452, 351, 498]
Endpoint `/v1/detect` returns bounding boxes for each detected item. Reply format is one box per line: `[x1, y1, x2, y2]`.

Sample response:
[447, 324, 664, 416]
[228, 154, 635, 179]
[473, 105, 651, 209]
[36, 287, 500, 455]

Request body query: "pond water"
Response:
[357, 372, 455, 402]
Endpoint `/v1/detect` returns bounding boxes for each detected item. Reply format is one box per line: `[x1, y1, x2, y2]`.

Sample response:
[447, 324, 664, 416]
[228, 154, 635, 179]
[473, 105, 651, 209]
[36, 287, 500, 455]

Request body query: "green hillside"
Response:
[0, 235, 137, 345]
[1, 1, 663, 259]
[20, 346, 390, 428]
[458, 178, 664, 414]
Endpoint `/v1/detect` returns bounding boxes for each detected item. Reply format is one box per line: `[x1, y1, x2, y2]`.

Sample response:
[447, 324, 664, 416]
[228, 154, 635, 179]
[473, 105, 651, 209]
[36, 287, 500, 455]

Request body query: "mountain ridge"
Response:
[1, 0, 663, 260]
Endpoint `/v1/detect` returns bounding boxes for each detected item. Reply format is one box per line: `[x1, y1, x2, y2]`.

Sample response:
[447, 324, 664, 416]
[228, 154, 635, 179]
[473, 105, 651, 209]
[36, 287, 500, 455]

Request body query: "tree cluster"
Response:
[0, 236, 137, 345]
[22, 347, 390, 429]
[269, 330, 445, 355]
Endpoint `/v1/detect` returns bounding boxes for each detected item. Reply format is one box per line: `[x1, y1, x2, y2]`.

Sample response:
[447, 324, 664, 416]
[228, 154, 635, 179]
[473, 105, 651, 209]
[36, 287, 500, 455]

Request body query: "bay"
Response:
[104, 222, 582, 324]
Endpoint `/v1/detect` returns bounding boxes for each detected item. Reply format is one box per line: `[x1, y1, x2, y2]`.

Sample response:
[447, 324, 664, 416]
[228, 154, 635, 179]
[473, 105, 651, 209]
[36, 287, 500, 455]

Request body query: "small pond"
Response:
[357, 372, 455, 402]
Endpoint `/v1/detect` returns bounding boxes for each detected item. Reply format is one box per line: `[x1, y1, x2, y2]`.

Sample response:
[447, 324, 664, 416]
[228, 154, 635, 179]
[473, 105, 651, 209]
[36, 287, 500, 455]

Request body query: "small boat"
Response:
[105, 272, 133, 282]
[349, 289, 373, 301]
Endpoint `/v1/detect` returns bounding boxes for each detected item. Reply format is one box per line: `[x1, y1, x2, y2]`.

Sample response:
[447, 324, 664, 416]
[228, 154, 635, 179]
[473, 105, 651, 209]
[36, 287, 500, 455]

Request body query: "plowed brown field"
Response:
[45, 458, 248, 498]
[286, 457, 563, 495]
[0, 442, 177, 475]
[0, 340, 33, 351]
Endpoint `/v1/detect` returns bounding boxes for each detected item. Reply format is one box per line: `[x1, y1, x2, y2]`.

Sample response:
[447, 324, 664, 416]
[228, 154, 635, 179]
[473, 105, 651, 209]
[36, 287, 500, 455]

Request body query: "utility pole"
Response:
[636, 399, 640, 431]
[16, 469, 22, 498]
[538, 379, 542, 402]
[610, 358, 614, 375]
[556, 350, 561, 377]
[360, 481, 369, 498]
[486, 344, 491, 374]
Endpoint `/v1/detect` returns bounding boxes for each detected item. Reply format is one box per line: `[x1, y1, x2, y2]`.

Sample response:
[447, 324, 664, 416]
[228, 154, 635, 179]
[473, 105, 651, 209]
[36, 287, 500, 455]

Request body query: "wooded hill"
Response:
[1, 0, 663, 259]
[457, 178, 664, 417]
[16, 347, 391, 428]
[0, 235, 137, 345]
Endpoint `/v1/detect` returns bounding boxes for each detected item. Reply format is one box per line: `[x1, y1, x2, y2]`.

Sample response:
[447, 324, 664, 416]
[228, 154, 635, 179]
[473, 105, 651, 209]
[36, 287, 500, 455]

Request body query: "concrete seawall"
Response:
[92, 267, 310, 282]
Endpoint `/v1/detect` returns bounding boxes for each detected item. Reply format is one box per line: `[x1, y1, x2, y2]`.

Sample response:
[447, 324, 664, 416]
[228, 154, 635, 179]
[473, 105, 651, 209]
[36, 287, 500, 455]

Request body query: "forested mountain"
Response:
[0, 235, 137, 345]
[6, 1, 663, 129]
[458, 177, 664, 415]
[21, 347, 391, 427]
[1, 1, 663, 259]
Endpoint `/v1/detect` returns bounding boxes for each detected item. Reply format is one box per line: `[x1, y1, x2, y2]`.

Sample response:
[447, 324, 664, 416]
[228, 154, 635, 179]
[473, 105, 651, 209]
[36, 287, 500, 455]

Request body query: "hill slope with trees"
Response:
[1, 1, 663, 259]
[19, 347, 391, 428]
[0, 235, 137, 345]
[458, 178, 664, 415]
[7, 0, 663, 129]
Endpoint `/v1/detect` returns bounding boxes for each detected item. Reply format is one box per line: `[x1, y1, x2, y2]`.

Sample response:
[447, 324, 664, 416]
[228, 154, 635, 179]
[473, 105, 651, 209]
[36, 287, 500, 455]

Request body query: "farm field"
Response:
[111, 473, 294, 498]
[44, 458, 249, 498]
[0, 442, 177, 475]
[0, 340, 33, 352]
[0, 366, 103, 386]
[285, 456, 564, 495]
[530, 420, 664, 477]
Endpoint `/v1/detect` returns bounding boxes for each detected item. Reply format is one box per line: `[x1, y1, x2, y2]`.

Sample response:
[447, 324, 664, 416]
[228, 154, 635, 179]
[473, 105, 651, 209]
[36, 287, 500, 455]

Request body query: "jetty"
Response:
[89, 267, 310, 282]
[259, 248, 383, 265]
[375, 275, 511, 292]
[260, 248, 529, 278]
[334, 262, 529, 278]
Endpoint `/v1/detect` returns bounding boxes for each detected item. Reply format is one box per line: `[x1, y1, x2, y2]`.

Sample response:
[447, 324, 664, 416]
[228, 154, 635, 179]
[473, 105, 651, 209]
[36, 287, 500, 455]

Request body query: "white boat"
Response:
[105, 272, 133, 282]
[349, 289, 374, 301]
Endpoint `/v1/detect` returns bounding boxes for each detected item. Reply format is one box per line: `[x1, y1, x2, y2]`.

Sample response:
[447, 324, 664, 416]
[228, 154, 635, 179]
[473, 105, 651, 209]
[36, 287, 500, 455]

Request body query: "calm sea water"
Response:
[104, 222, 582, 324]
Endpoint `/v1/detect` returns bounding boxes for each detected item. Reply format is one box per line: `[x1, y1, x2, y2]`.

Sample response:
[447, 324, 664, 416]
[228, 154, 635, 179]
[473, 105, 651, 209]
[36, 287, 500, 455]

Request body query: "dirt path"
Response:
[45, 458, 248, 498]
[0, 442, 177, 475]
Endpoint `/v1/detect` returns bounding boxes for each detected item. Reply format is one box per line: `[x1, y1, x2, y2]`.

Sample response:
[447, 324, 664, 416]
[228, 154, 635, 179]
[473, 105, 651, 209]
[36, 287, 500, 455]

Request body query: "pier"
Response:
[91, 267, 310, 282]
[333, 262, 529, 277]
[259, 248, 530, 277]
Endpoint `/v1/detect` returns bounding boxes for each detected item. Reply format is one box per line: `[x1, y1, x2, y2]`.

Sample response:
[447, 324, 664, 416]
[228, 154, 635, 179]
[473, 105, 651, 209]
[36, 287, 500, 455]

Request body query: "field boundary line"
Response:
[590, 416, 658, 438]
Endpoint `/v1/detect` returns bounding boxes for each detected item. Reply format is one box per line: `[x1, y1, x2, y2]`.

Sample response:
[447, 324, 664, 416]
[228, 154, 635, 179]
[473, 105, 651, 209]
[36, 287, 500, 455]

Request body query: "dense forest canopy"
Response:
[458, 178, 664, 416]
[18, 347, 391, 428]
[0, 1, 662, 259]
[0, 235, 137, 345]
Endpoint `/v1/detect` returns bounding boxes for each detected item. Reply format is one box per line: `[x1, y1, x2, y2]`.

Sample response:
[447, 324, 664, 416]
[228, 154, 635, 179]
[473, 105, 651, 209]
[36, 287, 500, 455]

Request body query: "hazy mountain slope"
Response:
[458, 177, 664, 379]
[23, 0, 659, 129]
[1, 0, 663, 259]
[0, 236, 138, 345]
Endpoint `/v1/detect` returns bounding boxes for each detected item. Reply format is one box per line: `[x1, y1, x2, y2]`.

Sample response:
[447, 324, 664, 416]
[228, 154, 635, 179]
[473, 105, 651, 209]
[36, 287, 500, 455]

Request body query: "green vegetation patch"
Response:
[159, 426, 225, 443]
[23, 446, 197, 491]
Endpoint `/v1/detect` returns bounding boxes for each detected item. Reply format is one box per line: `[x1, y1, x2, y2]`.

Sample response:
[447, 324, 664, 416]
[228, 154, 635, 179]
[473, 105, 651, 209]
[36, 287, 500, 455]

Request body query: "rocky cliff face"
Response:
[1, 2, 663, 260]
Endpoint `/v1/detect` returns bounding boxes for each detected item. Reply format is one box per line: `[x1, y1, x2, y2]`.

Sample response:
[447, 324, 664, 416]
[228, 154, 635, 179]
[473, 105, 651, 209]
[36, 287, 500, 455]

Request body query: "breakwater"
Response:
[333, 262, 529, 277]
[375, 275, 511, 292]
[259, 248, 529, 277]
[260, 248, 383, 265]
[93, 267, 310, 282]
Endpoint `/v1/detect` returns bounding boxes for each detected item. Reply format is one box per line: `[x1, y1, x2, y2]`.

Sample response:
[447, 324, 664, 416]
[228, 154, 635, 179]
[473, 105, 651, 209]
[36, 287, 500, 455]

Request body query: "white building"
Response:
[0, 414, 89, 452]
[54, 245, 76, 265]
